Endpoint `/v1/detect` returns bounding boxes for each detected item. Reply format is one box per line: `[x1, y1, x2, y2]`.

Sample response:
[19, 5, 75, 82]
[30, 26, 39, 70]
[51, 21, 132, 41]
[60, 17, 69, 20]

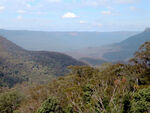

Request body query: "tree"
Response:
[131, 87, 150, 113]
[131, 42, 150, 69]
[0, 90, 22, 113]
[36, 96, 63, 113]
[68, 66, 99, 78]
[130, 42, 150, 85]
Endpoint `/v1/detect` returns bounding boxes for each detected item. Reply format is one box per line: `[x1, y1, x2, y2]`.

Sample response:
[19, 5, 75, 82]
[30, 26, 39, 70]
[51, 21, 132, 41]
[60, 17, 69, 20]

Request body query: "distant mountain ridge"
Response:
[0, 29, 139, 52]
[67, 28, 150, 63]
[103, 28, 150, 61]
[0, 36, 85, 87]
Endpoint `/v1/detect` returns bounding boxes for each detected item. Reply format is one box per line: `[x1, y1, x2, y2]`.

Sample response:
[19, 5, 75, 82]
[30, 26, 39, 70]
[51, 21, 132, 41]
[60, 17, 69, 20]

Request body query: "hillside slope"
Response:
[103, 28, 150, 61]
[0, 36, 85, 87]
[67, 28, 150, 63]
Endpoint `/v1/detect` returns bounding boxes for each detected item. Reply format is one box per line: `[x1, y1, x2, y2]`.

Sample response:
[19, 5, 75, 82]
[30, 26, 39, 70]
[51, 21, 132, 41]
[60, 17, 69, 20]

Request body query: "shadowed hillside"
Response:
[0, 36, 85, 87]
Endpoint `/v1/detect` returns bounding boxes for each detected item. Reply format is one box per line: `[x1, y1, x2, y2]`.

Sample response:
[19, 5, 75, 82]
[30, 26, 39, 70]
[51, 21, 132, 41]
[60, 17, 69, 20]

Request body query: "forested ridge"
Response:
[0, 36, 85, 87]
[0, 41, 150, 113]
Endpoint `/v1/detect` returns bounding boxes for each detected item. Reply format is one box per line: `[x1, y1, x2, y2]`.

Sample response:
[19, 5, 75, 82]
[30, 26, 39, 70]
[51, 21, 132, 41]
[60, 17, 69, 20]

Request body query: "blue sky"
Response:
[0, 0, 150, 31]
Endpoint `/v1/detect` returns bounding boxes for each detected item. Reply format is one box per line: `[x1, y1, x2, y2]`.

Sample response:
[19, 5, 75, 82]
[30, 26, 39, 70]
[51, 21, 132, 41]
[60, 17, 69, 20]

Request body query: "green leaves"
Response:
[130, 42, 150, 85]
[36, 97, 63, 113]
[0, 90, 23, 113]
[1, 41, 150, 113]
[131, 87, 150, 113]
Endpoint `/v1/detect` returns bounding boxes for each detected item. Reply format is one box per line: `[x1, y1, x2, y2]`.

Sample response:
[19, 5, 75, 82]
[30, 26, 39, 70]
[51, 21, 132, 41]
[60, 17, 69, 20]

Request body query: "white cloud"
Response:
[79, 21, 86, 24]
[101, 10, 112, 15]
[17, 15, 23, 20]
[0, 6, 5, 12]
[17, 10, 26, 14]
[62, 12, 78, 18]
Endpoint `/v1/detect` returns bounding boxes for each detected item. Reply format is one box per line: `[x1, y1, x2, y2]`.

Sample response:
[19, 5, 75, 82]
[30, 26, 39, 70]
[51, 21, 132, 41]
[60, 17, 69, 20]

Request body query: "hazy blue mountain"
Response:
[0, 29, 139, 52]
[103, 28, 150, 61]
[67, 28, 150, 63]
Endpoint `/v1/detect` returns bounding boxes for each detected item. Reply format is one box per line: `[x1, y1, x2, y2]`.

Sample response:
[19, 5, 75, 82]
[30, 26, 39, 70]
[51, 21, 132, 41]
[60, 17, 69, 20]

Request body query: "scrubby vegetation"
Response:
[0, 36, 85, 87]
[0, 42, 150, 113]
[79, 57, 107, 66]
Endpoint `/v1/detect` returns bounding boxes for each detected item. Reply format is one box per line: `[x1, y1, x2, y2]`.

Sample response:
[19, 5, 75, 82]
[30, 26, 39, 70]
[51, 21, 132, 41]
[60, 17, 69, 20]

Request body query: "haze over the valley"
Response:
[0, 1, 150, 113]
[0, 29, 140, 52]
[0, 0, 150, 70]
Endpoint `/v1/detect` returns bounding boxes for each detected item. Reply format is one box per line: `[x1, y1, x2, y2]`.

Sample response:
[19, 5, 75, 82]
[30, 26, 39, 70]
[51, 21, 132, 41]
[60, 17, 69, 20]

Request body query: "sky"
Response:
[0, 0, 150, 31]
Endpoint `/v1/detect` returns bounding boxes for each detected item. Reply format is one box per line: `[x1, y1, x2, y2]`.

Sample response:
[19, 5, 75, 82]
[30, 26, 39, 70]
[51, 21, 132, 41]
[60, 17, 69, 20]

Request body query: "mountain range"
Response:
[103, 28, 150, 61]
[0, 36, 85, 87]
[0, 29, 139, 52]
[0, 28, 149, 83]
[68, 28, 150, 63]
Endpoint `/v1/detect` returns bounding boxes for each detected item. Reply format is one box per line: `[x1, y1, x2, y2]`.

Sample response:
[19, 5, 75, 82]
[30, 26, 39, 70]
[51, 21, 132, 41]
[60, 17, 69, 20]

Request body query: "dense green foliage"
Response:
[0, 36, 85, 87]
[79, 57, 107, 66]
[0, 90, 23, 113]
[131, 87, 150, 113]
[36, 97, 63, 113]
[0, 40, 150, 113]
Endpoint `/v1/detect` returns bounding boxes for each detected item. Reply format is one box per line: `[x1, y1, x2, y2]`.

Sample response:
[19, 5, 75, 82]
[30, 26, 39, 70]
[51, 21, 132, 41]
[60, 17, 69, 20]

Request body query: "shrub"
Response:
[36, 96, 63, 113]
[0, 90, 22, 113]
[131, 87, 150, 113]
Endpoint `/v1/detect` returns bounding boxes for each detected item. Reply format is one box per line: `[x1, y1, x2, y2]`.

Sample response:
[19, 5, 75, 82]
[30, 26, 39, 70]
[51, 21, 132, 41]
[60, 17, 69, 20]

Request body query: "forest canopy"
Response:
[0, 42, 150, 113]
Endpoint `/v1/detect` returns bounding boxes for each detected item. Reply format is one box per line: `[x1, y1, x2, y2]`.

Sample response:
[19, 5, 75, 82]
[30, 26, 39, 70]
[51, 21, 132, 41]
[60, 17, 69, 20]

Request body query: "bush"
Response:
[36, 96, 63, 113]
[0, 90, 22, 113]
[122, 93, 131, 113]
[131, 87, 150, 113]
